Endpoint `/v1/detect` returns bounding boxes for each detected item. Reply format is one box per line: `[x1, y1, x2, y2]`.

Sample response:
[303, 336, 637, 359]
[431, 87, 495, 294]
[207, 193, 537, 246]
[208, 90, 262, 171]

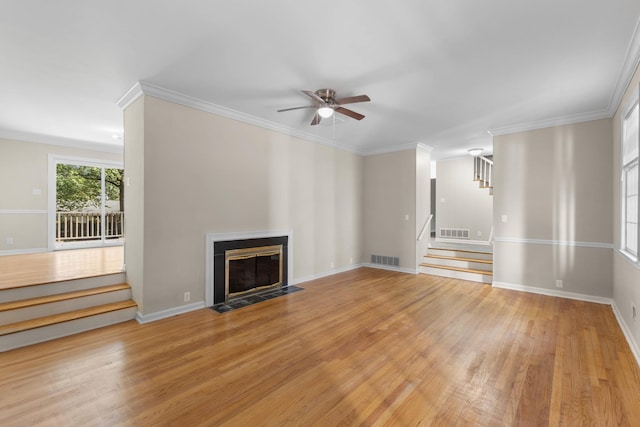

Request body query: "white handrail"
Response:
[417, 214, 433, 241]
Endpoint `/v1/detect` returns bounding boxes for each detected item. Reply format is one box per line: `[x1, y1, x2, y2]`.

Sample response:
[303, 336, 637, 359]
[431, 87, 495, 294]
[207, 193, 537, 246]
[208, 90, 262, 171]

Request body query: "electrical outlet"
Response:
[349, 257, 354, 264]
[183, 292, 191, 302]
[477, 231, 482, 237]
[556, 280, 563, 288]
[330, 261, 335, 269]
[6, 237, 14, 245]
[501, 214, 508, 223]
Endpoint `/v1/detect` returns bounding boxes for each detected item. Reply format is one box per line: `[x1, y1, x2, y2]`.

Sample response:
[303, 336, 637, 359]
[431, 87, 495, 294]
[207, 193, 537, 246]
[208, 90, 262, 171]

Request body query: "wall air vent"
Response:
[439, 228, 470, 239]
[370, 254, 400, 267]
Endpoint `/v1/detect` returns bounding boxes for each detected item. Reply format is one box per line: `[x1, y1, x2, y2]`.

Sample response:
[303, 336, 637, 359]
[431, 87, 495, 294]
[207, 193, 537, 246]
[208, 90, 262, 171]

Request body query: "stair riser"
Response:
[0, 307, 137, 352]
[423, 258, 492, 272]
[419, 266, 492, 284]
[427, 249, 492, 261]
[0, 273, 126, 302]
[0, 289, 132, 324]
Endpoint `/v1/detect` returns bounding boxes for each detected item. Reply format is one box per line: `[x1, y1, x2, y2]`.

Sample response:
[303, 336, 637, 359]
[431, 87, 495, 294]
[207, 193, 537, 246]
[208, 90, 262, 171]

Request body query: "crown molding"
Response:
[0, 128, 123, 154]
[608, 14, 640, 116]
[117, 81, 363, 155]
[489, 16, 640, 138]
[363, 141, 434, 156]
[488, 108, 612, 137]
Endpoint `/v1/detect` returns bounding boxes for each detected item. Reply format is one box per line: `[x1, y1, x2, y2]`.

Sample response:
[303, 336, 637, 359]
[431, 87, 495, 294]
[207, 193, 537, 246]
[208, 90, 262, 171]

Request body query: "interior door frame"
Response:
[48, 154, 124, 250]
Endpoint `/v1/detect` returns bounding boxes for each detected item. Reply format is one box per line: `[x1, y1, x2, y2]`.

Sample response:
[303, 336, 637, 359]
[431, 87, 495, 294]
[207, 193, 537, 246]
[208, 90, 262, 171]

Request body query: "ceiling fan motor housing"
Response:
[315, 89, 336, 104]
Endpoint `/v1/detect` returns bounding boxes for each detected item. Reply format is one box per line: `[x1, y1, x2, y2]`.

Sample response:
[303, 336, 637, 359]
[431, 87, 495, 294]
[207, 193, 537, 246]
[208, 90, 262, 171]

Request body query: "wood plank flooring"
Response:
[1, 267, 639, 426]
[0, 246, 124, 289]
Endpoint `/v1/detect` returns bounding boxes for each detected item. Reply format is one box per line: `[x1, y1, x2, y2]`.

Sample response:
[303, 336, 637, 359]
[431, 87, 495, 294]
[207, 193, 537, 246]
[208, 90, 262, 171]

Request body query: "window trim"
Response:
[620, 91, 639, 264]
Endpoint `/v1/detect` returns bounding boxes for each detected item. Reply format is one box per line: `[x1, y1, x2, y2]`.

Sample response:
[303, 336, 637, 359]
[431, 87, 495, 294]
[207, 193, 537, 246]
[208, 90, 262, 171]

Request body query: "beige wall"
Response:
[435, 156, 492, 241]
[363, 149, 418, 271]
[612, 63, 640, 348]
[126, 96, 363, 315]
[415, 146, 432, 266]
[123, 97, 145, 309]
[493, 119, 613, 297]
[0, 138, 122, 253]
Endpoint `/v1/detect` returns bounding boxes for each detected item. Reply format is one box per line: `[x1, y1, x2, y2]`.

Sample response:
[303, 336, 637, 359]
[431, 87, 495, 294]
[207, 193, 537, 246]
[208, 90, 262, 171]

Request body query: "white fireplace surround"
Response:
[205, 230, 293, 307]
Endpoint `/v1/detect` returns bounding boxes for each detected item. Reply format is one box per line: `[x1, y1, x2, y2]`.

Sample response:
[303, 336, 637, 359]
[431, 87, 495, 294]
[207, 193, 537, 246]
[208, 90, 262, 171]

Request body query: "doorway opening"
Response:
[49, 156, 124, 250]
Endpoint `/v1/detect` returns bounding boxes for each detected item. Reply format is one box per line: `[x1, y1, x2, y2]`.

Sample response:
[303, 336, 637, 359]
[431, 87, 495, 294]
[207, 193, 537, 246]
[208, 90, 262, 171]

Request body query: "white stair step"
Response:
[423, 256, 492, 272]
[427, 248, 492, 261]
[0, 301, 137, 352]
[0, 284, 132, 324]
[0, 272, 126, 302]
[419, 265, 492, 284]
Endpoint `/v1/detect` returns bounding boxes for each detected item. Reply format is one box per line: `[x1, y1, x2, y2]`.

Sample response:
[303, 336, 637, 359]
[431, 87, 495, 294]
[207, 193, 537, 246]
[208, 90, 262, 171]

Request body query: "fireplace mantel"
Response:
[205, 231, 293, 307]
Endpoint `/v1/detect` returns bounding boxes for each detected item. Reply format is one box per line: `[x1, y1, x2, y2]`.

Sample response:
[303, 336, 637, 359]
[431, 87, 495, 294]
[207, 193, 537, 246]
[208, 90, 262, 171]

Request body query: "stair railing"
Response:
[417, 214, 433, 241]
[473, 155, 493, 191]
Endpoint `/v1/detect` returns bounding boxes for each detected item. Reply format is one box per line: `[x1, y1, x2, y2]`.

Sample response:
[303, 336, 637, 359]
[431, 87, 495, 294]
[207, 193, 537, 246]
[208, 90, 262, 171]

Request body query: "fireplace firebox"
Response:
[212, 236, 288, 304]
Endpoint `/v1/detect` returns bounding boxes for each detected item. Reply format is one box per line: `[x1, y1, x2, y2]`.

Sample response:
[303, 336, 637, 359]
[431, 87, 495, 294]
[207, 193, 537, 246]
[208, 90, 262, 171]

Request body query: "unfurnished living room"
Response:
[1, 1, 640, 425]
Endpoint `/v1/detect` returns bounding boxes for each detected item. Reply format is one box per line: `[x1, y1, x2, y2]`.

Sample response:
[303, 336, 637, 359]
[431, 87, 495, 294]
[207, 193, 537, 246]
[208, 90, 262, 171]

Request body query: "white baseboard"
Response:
[611, 301, 640, 369]
[492, 281, 612, 305]
[363, 263, 418, 275]
[0, 248, 49, 256]
[136, 301, 205, 324]
[291, 263, 365, 286]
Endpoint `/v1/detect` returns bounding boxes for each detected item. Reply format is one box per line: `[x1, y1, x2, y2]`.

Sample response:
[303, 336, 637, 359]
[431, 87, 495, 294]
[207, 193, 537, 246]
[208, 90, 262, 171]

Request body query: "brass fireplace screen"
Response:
[224, 244, 283, 301]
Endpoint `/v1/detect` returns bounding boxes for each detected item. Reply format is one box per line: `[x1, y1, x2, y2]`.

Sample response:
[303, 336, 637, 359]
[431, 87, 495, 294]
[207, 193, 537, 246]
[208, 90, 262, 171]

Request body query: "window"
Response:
[622, 99, 639, 258]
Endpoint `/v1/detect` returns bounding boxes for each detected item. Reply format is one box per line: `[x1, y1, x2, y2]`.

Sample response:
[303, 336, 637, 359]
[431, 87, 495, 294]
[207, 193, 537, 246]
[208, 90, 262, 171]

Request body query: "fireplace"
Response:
[225, 245, 283, 300]
[209, 234, 289, 305]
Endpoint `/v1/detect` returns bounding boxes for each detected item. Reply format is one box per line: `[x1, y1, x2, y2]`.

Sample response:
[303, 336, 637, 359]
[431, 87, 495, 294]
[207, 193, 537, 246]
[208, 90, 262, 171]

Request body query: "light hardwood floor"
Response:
[0, 246, 124, 289]
[1, 267, 639, 426]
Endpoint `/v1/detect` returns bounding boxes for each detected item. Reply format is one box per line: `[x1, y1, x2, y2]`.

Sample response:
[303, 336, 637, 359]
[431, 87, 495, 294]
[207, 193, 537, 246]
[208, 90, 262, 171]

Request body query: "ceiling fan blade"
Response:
[277, 105, 315, 112]
[302, 90, 325, 104]
[310, 113, 321, 125]
[335, 106, 365, 120]
[335, 95, 370, 105]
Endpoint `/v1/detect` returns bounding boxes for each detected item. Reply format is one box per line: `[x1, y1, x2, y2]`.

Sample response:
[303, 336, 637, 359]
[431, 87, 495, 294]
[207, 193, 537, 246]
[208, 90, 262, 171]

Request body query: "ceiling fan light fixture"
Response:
[317, 106, 334, 118]
[468, 148, 483, 156]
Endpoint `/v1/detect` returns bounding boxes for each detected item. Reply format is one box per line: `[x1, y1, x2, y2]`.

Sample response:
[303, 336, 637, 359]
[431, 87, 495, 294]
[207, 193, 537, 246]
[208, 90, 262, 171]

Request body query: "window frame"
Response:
[621, 93, 639, 263]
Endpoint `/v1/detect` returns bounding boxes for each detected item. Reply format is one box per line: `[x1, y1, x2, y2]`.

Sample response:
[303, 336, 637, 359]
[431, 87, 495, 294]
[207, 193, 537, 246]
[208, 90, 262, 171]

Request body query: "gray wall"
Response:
[493, 118, 613, 298]
[435, 156, 492, 242]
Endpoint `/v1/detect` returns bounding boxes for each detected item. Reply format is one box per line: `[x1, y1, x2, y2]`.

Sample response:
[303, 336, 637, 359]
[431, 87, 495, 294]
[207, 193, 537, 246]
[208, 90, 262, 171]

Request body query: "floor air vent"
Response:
[371, 254, 400, 267]
[439, 228, 470, 239]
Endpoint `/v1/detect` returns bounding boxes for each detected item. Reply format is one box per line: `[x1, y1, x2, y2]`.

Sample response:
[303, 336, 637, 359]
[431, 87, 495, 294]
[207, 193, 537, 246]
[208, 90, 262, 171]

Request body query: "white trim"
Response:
[488, 109, 612, 137]
[611, 301, 640, 368]
[115, 81, 144, 110]
[616, 249, 640, 269]
[135, 301, 205, 324]
[290, 263, 365, 286]
[494, 236, 614, 249]
[363, 142, 435, 156]
[0, 128, 122, 154]
[0, 210, 47, 214]
[0, 248, 49, 256]
[205, 230, 293, 307]
[363, 263, 419, 275]
[492, 281, 612, 305]
[609, 14, 640, 117]
[118, 82, 361, 155]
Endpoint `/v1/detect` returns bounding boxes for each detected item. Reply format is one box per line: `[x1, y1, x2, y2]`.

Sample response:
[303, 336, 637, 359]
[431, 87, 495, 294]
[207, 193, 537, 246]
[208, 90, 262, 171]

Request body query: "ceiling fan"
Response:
[277, 89, 371, 125]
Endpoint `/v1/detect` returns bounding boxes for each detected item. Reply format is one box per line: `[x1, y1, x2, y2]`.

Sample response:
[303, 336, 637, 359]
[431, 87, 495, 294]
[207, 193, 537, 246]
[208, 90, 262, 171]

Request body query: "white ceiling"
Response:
[1, 1, 639, 159]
